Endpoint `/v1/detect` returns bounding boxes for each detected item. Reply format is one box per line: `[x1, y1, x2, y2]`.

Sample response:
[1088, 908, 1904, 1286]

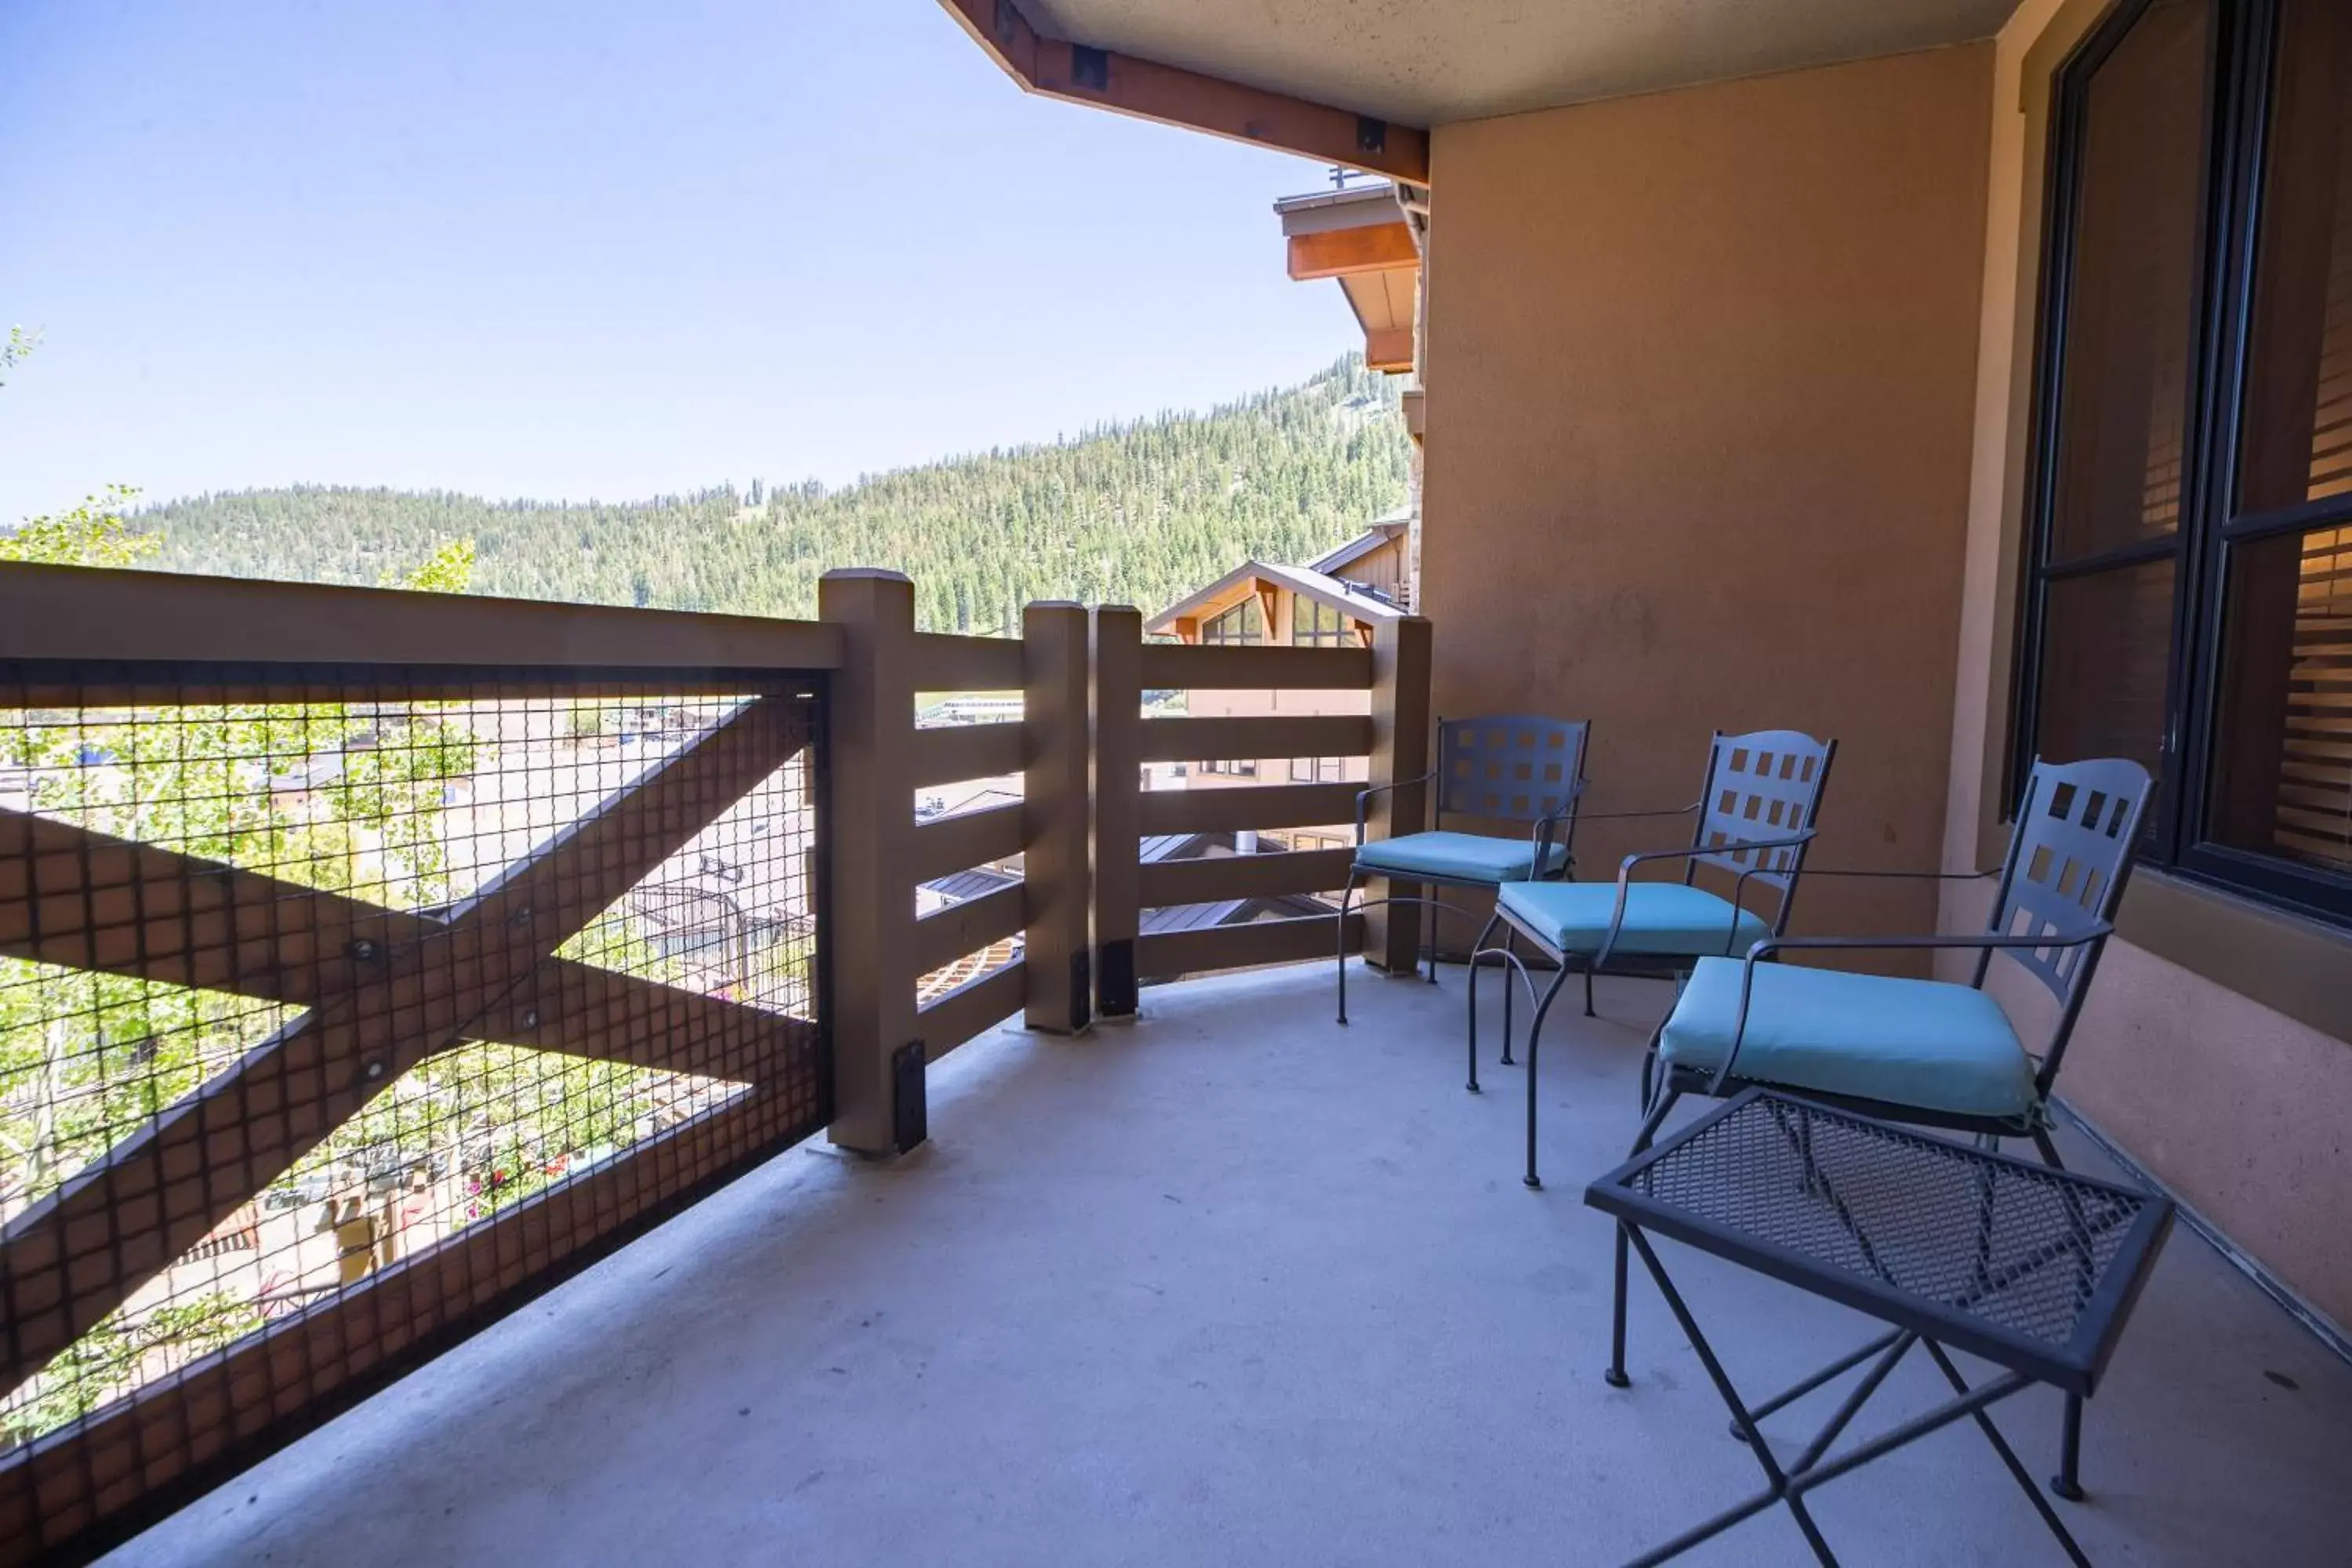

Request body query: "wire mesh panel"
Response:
[1605, 1094, 2162, 1390]
[0, 662, 827, 1563]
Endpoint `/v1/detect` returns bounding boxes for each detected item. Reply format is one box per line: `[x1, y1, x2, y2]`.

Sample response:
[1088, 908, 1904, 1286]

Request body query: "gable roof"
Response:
[1309, 516, 1410, 577]
[1145, 557, 1403, 636]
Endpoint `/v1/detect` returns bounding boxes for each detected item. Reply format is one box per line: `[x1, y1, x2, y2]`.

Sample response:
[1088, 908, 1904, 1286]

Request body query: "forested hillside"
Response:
[140, 357, 1410, 632]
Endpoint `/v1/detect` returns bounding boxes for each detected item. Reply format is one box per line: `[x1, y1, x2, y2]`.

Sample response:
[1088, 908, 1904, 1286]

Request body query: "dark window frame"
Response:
[2017, 0, 2352, 927]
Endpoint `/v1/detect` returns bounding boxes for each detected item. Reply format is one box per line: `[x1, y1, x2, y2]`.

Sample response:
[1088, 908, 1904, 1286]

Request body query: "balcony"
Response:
[1, 562, 2347, 1566]
[93, 961, 2352, 1567]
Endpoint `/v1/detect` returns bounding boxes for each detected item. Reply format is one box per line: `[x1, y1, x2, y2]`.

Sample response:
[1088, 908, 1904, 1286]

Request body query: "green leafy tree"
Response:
[0, 325, 37, 387]
[0, 485, 154, 568]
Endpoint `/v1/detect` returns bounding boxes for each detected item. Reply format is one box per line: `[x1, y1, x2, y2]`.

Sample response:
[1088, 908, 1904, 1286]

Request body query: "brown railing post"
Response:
[1367, 615, 1433, 974]
[1091, 605, 1143, 1018]
[1022, 601, 1092, 1033]
[818, 568, 922, 1152]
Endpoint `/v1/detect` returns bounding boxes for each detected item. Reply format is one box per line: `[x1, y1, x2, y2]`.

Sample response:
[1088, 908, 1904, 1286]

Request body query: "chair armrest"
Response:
[1529, 779, 1591, 869]
[1592, 829, 1817, 965]
[1614, 829, 1816, 887]
[1713, 925, 2113, 1090]
[1354, 770, 1438, 846]
[1570, 800, 1701, 822]
[1792, 866, 2002, 880]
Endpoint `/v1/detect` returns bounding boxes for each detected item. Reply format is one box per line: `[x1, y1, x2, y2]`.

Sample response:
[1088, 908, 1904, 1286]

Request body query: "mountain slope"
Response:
[140, 357, 1411, 633]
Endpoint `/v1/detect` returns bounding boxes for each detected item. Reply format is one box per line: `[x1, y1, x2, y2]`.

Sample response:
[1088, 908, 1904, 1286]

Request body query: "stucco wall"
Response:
[1940, 0, 2352, 1330]
[1419, 45, 1994, 950]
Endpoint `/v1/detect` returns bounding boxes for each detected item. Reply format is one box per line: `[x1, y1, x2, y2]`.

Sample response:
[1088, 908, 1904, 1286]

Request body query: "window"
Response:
[1290, 754, 1345, 782]
[1201, 599, 1263, 645]
[1293, 599, 1351, 647]
[2018, 0, 2352, 922]
[1200, 759, 1257, 779]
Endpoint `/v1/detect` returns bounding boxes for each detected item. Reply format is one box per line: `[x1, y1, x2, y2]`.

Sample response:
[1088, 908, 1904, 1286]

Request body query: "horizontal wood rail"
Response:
[912, 720, 1029, 787]
[1135, 911, 1363, 982]
[0, 562, 844, 673]
[916, 961, 1026, 1060]
[1138, 713, 1374, 764]
[915, 881, 1026, 975]
[906, 801, 1027, 886]
[1138, 782, 1361, 837]
[1138, 642, 1373, 691]
[909, 631, 1023, 693]
[1139, 847, 1356, 909]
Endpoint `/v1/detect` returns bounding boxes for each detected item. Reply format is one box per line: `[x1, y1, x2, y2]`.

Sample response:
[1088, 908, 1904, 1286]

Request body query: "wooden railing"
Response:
[0, 561, 1432, 1563]
[1092, 608, 1432, 1006]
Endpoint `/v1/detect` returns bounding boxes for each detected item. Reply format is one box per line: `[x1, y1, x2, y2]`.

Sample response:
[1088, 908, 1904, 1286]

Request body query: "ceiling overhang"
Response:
[932, 0, 1431, 182]
[941, 2, 2021, 165]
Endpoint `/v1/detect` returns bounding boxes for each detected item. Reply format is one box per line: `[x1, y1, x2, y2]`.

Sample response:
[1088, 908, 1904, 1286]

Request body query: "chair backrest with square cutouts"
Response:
[1690, 730, 1838, 910]
[1435, 715, 1590, 829]
[1980, 757, 2152, 1050]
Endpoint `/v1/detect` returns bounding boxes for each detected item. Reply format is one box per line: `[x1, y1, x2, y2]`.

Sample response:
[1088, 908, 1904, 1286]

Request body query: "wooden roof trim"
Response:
[1287, 223, 1418, 281]
[935, 0, 1432, 184]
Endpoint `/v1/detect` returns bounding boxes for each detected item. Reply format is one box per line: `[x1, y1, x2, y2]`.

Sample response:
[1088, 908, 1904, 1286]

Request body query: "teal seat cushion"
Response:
[1497, 881, 1768, 958]
[1659, 956, 2038, 1120]
[1353, 830, 1568, 884]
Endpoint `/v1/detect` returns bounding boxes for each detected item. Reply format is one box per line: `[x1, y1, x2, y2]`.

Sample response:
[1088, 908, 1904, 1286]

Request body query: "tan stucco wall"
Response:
[1940, 0, 2352, 1330]
[1420, 45, 1995, 951]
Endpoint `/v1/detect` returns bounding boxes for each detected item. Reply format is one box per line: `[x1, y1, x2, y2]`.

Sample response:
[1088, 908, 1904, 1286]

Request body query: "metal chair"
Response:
[1610, 753, 2154, 1502]
[1483, 729, 1837, 1185]
[1337, 716, 1590, 1070]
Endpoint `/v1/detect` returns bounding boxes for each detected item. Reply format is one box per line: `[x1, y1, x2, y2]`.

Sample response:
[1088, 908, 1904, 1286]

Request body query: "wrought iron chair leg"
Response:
[1521, 967, 1573, 1189]
[1609, 1086, 1682, 1387]
[1583, 965, 1595, 1018]
[1500, 925, 1519, 1066]
[1335, 873, 1359, 1025]
[1465, 909, 1502, 1094]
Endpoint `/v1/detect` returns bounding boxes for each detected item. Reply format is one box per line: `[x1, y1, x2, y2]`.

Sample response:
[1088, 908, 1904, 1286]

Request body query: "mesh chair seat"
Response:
[1498, 880, 1769, 958]
[1355, 830, 1569, 884]
[1659, 956, 2038, 1120]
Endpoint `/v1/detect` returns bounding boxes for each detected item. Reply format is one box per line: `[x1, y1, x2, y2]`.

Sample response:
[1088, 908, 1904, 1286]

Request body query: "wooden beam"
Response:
[0, 805, 428, 1002]
[932, 0, 1431, 185]
[1138, 782, 1360, 837]
[470, 966, 818, 1086]
[0, 562, 843, 673]
[1364, 325, 1415, 373]
[1138, 642, 1373, 691]
[1139, 713, 1373, 764]
[1091, 607, 1144, 1019]
[1135, 911, 1361, 982]
[0, 697, 808, 1395]
[1367, 617, 1433, 974]
[906, 800, 1026, 886]
[1140, 847, 1356, 908]
[0, 806, 803, 1087]
[1022, 603, 1091, 1033]
[915, 880, 1025, 976]
[909, 632, 1025, 694]
[915, 960, 1025, 1061]
[911, 720, 1028, 789]
[1287, 224, 1417, 281]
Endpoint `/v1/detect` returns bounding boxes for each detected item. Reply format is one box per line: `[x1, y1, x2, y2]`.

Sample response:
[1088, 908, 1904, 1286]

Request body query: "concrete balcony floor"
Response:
[108, 963, 2352, 1566]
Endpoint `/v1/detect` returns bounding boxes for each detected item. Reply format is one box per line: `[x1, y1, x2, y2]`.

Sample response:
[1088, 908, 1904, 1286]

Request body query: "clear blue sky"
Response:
[0, 0, 1365, 524]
